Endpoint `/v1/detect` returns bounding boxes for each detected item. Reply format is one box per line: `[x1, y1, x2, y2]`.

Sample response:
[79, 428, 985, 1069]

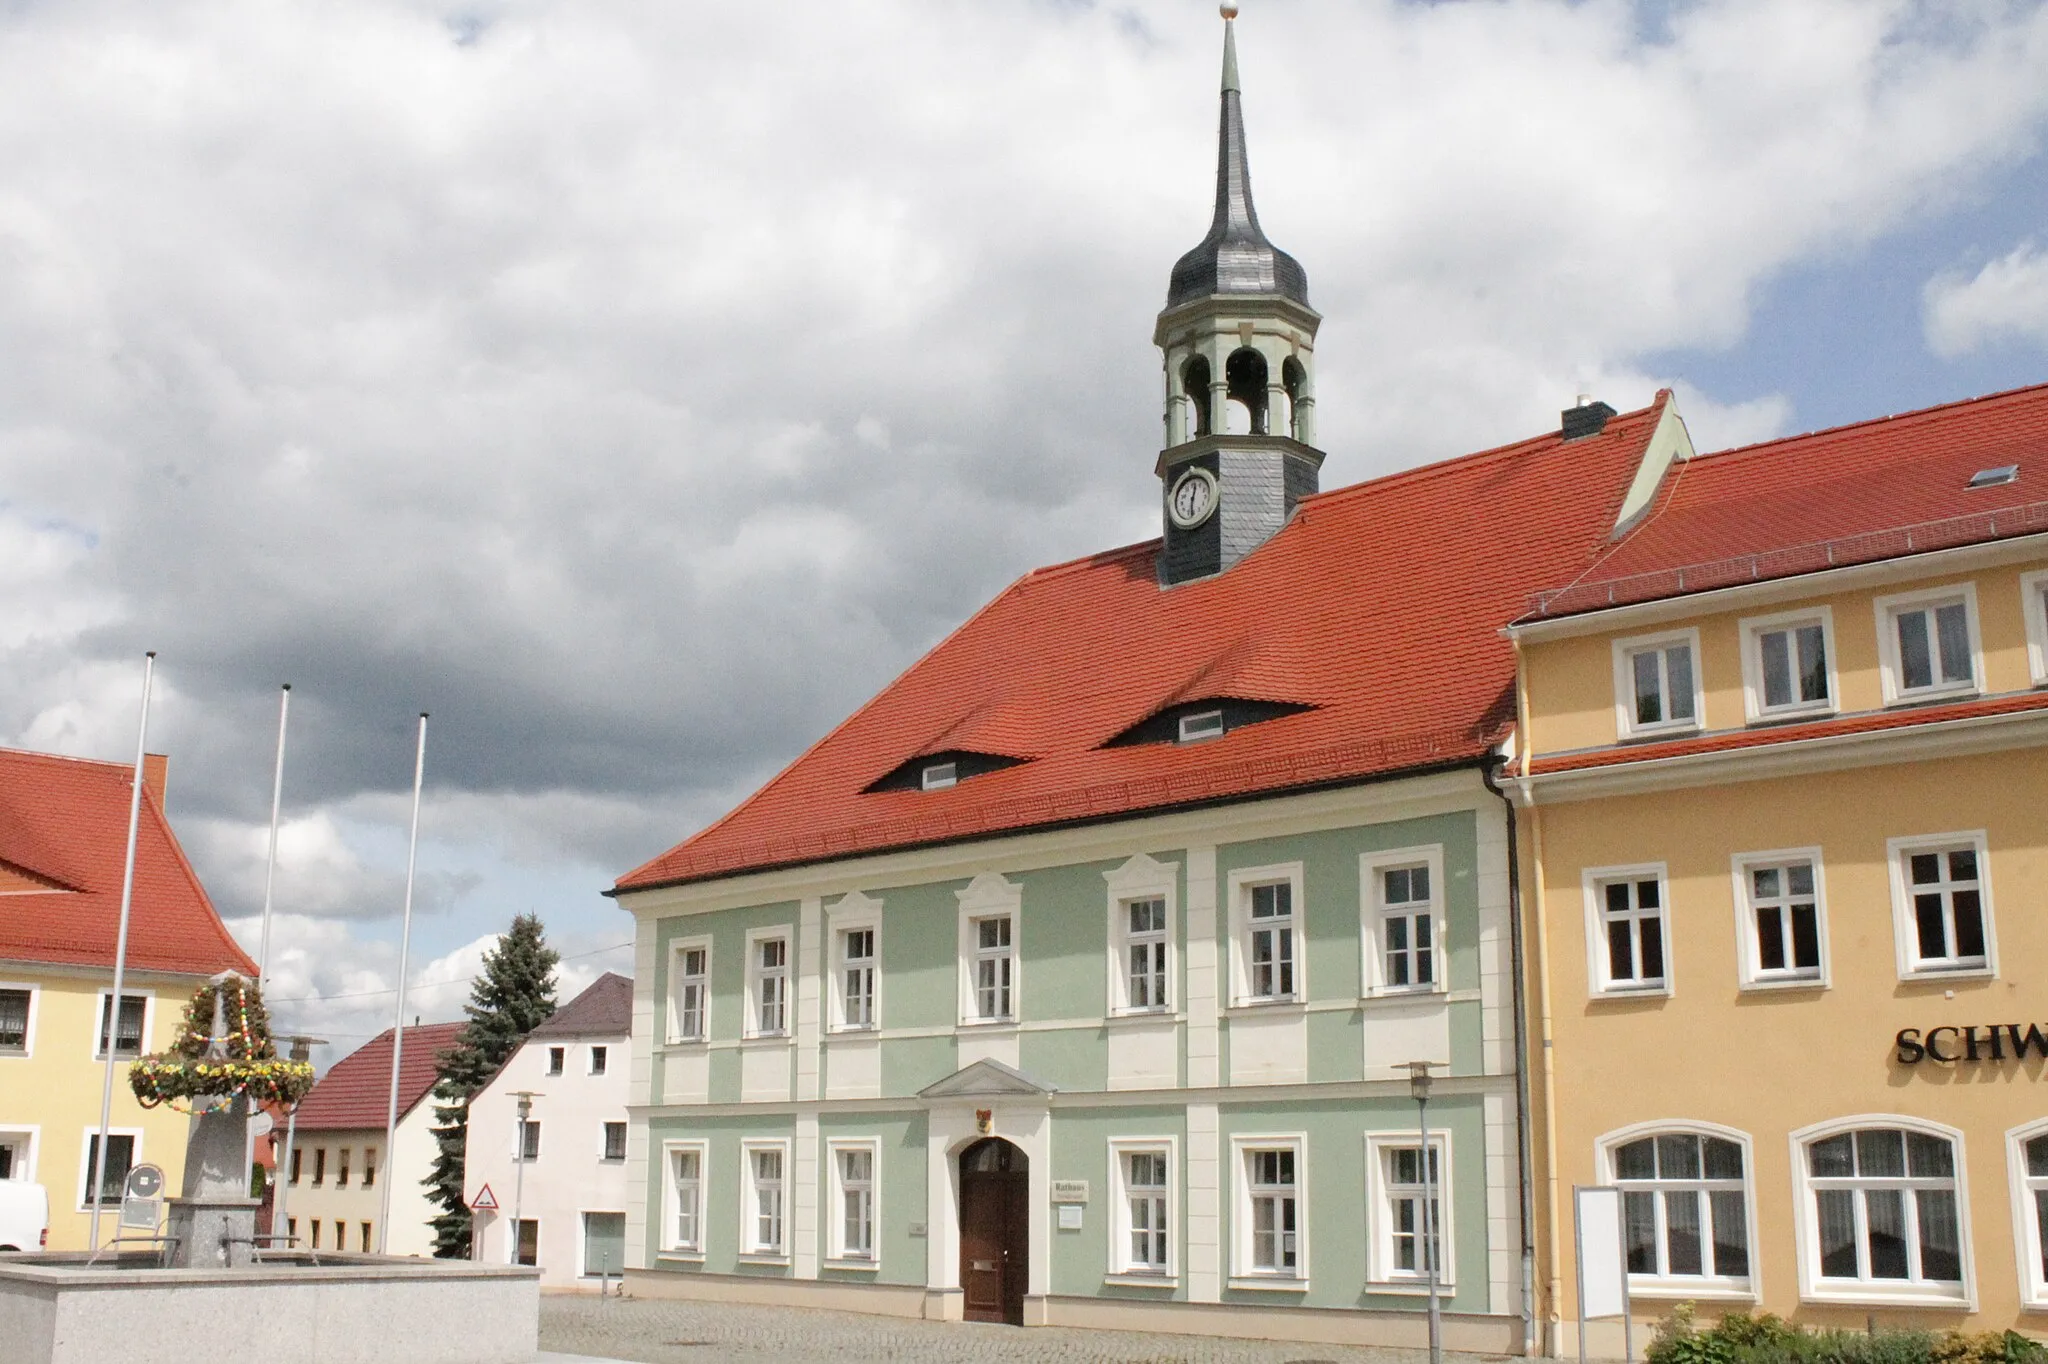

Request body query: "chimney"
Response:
[1561, 397, 1617, 441]
[142, 752, 169, 808]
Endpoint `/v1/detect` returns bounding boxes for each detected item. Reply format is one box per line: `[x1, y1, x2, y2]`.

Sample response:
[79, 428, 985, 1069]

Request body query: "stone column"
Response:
[166, 1095, 262, 1268]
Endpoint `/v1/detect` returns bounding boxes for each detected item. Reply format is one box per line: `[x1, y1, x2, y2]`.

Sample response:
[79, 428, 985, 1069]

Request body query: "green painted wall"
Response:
[817, 1110, 928, 1287]
[642, 1113, 797, 1277]
[864, 879, 964, 1031]
[1012, 860, 1120, 1022]
[1047, 1105, 1189, 1301]
[1019, 1026, 1107, 1092]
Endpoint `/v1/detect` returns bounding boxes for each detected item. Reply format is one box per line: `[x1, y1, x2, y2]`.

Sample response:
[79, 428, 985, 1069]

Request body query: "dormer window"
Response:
[1105, 697, 1312, 749]
[864, 750, 1027, 794]
[921, 762, 957, 791]
[1178, 710, 1225, 743]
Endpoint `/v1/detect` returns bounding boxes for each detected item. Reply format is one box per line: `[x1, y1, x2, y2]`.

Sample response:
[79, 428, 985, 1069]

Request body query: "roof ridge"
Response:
[0, 745, 138, 776]
[1693, 378, 2048, 466]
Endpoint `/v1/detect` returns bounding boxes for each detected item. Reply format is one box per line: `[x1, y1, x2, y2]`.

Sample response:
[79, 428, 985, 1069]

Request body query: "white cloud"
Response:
[1924, 240, 2048, 357]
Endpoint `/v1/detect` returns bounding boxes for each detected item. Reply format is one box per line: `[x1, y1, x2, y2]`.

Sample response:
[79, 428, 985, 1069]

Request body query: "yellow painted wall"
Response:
[278, 1126, 386, 1253]
[0, 970, 203, 1251]
[1527, 746, 2048, 1336]
[1522, 559, 2045, 756]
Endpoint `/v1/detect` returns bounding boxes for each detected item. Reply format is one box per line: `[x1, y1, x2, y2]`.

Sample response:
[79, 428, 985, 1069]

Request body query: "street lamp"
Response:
[1407, 1060, 1443, 1364]
[510, 1091, 542, 1266]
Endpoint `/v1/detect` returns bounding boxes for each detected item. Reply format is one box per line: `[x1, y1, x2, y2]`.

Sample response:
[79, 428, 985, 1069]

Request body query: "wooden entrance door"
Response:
[958, 1138, 1028, 1325]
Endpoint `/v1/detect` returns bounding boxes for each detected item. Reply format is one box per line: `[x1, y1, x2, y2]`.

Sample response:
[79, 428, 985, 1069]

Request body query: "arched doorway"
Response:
[957, 1137, 1028, 1325]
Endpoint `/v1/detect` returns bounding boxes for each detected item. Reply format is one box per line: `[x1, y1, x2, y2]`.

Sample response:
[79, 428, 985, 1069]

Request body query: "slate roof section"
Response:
[617, 395, 1673, 891]
[530, 972, 633, 1039]
[0, 745, 256, 977]
[1523, 381, 2048, 620]
[292, 1021, 467, 1131]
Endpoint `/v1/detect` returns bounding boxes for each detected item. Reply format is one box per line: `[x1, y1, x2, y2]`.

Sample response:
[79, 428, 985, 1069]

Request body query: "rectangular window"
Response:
[313, 1147, 327, 1186]
[582, 1211, 626, 1277]
[921, 761, 957, 790]
[1878, 587, 1979, 702]
[1115, 1144, 1172, 1276]
[335, 1220, 348, 1251]
[1245, 880, 1296, 1002]
[362, 1220, 373, 1251]
[670, 941, 709, 1043]
[82, 1132, 135, 1206]
[514, 1218, 538, 1267]
[1386, 1146, 1443, 1277]
[311, 1219, 322, 1250]
[1891, 837, 1991, 975]
[588, 1045, 607, 1075]
[547, 1046, 564, 1076]
[1615, 631, 1701, 737]
[1123, 898, 1170, 1011]
[290, 1147, 302, 1185]
[833, 1143, 877, 1261]
[95, 993, 147, 1058]
[336, 1148, 351, 1187]
[666, 1144, 704, 1252]
[603, 1122, 627, 1161]
[520, 1121, 541, 1162]
[2023, 569, 2048, 688]
[1744, 609, 1834, 719]
[2019, 1129, 2048, 1306]
[972, 916, 1014, 1021]
[841, 927, 877, 1029]
[745, 1143, 786, 1256]
[750, 934, 790, 1036]
[1245, 1145, 1301, 1276]
[1364, 849, 1444, 995]
[362, 1149, 377, 1188]
[1178, 709, 1224, 743]
[1737, 853, 1826, 987]
[1589, 869, 1669, 995]
[0, 988, 29, 1053]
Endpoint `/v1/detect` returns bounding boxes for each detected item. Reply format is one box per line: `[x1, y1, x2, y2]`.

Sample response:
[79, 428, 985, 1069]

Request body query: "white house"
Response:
[466, 972, 631, 1287]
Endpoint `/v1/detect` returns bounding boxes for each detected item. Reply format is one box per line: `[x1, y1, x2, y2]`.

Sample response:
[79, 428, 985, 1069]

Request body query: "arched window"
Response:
[1180, 356, 1212, 439]
[1282, 356, 1306, 441]
[1601, 1124, 1753, 1294]
[2011, 1121, 2048, 1307]
[1224, 347, 1268, 435]
[1792, 1118, 1968, 1301]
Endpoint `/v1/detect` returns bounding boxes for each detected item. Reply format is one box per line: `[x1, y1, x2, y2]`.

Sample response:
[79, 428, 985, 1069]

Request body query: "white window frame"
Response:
[1178, 709, 1225, 743]
[2021, 568, 2048, 688]
[827, 892, 882, 1033]
[0, 981, 38, 1059]
[600, 1121, 627, 1163]
[1228, 862, 1306, 1008]
[659, 1139, 706, 1257]
[1582, 863, 1673, 999]
[1612, 628, 1705, 740]
[1105, 854, 1179, 1017]
[1886, 832, 1996, 980]
[826, 1137, 881, 1268]
[1229, 1132, 1308, 1289]
[1365, 1129, 1455, 1290]
[921, 760, 957, 791]
[1108, 1137, 1178, 1284]
[89, 988, 154, 1062]
[1789, 1115, 1975, 1309]
[546, 1046, 564, 1076]
[956, 874, 1022, 1027]
[77, 1126, 142, 1211]
[588, 1045, 607, 1076]
[1730, 848, 1830, 991]
[2007, 1118, 2048, 1310]
[667, 936, 711, 1044]
[1740, 606, 1838, 722]
[1598, 1120, 1760, 1302]
[739, 1138, 791, 1262]
[0, 1125, 42, 1184]
[1875, 583, 1982, 705]
[744, 926, 793, 1039]
[1361, 845, 1447, 998]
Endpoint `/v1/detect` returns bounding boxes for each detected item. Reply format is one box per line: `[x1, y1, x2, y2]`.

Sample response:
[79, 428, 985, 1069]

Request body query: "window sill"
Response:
[737, 1252, 791, 1267]
[664, 1036, 708, 1048]
[1739, 974, 1827, 993]
[1228, 1274, 1309, 1292]
[1360, 987, 1447, 1005]
[1627, 1279, 1757, 1302]
[1224, 999, 1306, 1016]
[1900, 964, 1994, 983]
[1589, 984, 1672, 1001]
[1802, 1284, 1971, 1310]
[1885, 685, 1981, 709]
[826, 1025, 879, 1038]
[739, 1033, 792, 1046]
[655, 1249, 705, 1263]
[823, 1256, 880, 1272]
[1105, 1271, 1178, 1288]
[957, 1017, 1019, 1031]
[1619, 722, 1702, 744]
[1106, 1009, 1181, 1027]
[1367, 1277, 1458, 1296]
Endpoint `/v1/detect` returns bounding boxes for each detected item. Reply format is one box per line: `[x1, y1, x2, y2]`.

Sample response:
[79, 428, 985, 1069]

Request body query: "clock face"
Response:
[1168, 467, 1218, 529]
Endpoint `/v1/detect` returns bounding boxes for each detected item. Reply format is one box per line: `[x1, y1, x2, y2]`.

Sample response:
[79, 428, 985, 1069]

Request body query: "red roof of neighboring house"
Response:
[292, 1022, 467, 1131]
[0, 746, 257, 977]
[1524, 381, 2048, 620]
[1527, 691, 2048, 777]
[618, 397, 1672, 891]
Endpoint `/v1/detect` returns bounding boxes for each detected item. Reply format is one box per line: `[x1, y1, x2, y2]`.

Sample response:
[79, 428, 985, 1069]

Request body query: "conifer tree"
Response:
[424, 913, 559, 1257]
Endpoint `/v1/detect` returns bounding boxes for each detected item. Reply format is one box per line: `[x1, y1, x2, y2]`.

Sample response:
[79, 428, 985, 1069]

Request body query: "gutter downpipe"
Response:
[1483, 751, 1537, 1358]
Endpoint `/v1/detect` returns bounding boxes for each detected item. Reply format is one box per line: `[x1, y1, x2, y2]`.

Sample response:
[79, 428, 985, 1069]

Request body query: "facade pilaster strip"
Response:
[1183, 845, 1220, 1090]
[796, 897, 823, 1102]
[626, 915, 659, 1268]
[1185, 1099, 1221, 1302]
[794, 1110, 821, 1278]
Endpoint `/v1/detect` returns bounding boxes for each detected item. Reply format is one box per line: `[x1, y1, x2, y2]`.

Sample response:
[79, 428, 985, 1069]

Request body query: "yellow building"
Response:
[1507, 383, 2048, 1352]
[0, 747, 258, 1251]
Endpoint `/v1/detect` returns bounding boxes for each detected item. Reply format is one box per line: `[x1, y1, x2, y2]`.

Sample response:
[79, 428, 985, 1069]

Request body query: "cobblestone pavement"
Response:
[540, 1294, 1509, 1364]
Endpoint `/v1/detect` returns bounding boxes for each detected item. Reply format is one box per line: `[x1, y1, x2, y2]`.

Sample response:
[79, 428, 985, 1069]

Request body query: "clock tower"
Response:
[1155, 7, 1323, 587]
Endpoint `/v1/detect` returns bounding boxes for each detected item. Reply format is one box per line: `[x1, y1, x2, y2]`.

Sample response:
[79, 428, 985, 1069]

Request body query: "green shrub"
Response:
[1647, 1306, 2046, 1364]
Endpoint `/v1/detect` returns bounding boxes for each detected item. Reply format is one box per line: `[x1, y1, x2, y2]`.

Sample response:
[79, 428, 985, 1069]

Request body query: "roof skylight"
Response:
[1967, 464, 2018, 489]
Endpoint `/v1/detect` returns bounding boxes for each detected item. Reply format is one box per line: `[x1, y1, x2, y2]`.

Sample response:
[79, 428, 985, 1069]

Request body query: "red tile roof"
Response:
[617, 398, 1672, 891]
[0, 746, 257, 977]
[1527, 691, 2048, 777]
[292, 1021, 467, 1131]
[1524, 381, 2048, 620]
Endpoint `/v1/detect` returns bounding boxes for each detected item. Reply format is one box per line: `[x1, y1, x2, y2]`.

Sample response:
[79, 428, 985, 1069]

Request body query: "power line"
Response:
[262, 939, 633, 1006]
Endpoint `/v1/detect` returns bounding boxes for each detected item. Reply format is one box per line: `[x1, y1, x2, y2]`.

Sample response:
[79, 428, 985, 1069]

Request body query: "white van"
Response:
[0, 1180, 49, 1252]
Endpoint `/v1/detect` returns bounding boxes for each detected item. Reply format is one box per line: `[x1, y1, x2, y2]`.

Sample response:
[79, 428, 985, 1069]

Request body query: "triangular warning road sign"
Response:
[470, 1183, 499, 1211]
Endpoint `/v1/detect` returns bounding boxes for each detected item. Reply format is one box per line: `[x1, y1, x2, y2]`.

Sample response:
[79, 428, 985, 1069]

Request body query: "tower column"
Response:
[1295, 394, 1316, 446]
[1209, 379, 1230, 437]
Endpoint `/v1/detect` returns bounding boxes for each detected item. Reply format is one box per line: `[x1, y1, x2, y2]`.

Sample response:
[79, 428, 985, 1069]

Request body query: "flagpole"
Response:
[256, 684, 291, 991]
[378, 712, 428, 1254]
[89, 651, 155, 1251]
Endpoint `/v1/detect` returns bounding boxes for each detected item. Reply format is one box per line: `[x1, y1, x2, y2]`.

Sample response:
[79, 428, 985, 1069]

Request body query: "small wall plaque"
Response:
[908, 1223, 927, 1238]
[1050, 1180, 1090, 1204]
[1056, 1204, 1084, 1230]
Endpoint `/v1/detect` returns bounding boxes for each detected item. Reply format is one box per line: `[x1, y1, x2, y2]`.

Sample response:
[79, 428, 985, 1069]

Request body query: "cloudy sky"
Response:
[4, 0, 2045, 1065]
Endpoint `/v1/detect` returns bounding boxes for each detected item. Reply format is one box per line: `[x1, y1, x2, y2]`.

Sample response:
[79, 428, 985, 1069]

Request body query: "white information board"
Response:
[1574, 1185, 1633, 1364]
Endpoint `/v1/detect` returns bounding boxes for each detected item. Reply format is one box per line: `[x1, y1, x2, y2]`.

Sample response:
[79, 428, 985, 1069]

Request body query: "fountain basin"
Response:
[0, 1251, 541, 1364]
